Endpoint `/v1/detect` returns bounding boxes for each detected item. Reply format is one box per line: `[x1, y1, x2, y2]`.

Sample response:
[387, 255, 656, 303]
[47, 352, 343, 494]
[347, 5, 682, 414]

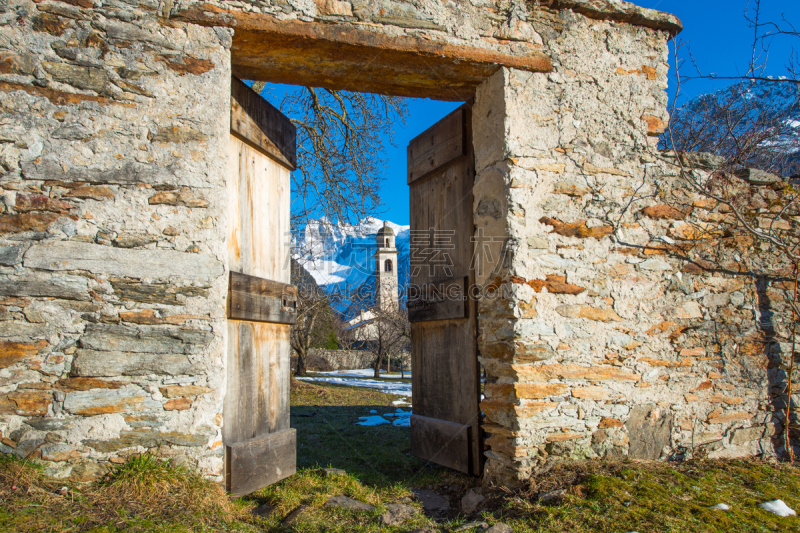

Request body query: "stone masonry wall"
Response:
[297, 348, 411, 371]
[0, 0, 232, 480]
[5, 0, 773, 489]
[473, 10, 791, 485]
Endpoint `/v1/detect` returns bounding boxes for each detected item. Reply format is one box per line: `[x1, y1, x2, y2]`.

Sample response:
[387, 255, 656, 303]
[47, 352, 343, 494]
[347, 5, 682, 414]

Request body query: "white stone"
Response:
[639, 258, 672, 271]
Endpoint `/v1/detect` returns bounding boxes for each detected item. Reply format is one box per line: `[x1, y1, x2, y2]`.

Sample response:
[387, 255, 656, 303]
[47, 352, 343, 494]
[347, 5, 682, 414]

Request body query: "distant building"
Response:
[345, 221, 399, 342]
[375, 221, 399, 313]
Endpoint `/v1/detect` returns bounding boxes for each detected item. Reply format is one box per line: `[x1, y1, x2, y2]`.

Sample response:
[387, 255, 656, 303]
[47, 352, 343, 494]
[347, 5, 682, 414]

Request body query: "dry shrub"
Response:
[0, 452, 255, 532]
[97, 453, 241, 522]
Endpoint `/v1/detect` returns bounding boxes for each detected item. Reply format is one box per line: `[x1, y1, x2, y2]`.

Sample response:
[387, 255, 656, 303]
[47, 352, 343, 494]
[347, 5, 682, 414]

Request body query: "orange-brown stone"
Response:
[512, 274, 586, 295]
[571, 386, 609, 400]
[0, 340, 48, 369]
[15, 193, 74, 214]
[708, 411, 751, 424]
[148, 191, 209, 208]
[55, 378, 124, 391]
[159, 385, 213, 398]
[708, 395, 743, 405]
[119, 309, 162, 325]
[598, 417, 624, 428]
[642, 114, 666, 136]
[164, 397, 193, 411]
[515, 383, 569, 399]
[641, 204, 689, 220]
[514, 364, 641, 382]
[63, 185, 115, 200]
[639, 357, 692, 368]
[156, 54, 215, 76]
[539, 217, 613, 239]
[546, 432, 584, 442]
[0, 213, 60, 233]
[7, 390, 52, 416]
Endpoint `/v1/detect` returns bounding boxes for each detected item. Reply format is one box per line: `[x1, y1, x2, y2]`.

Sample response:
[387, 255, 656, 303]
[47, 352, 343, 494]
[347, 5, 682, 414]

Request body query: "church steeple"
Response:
[375, 221, 398, 313]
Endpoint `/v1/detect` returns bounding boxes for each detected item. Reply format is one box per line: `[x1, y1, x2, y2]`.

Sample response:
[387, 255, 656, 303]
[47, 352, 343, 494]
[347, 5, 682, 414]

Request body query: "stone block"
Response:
[0, 276, 89, 301]
[539, 217, 613, 239]
[4, 390, 52, 416]
[0, 245, 25, 266]
[15, 193, 73, 214]
[730, 426, 766, 446]
[54, 378, 124, 391]
[24, 241, 223, 281]
[0, 213, 60, 233]
[0, 340, 48, 369]
[72, 349, 205, 377]
[158, 385, 213, 398]
[164, 398, 192, 411]
[83, 427, 214, 452]
[515, 364, 641, 382]
[148, 191, 209, 208]
[571, 386, 609, 400]
[79, 323, 213, 355]
[556, 305, 621, 322]
[515, 275, 585, 295]
[625, 404, 671, 460]
[43, 62, 109, 93]
[63, 387, 160, 416]
[21, 160, 206, 188]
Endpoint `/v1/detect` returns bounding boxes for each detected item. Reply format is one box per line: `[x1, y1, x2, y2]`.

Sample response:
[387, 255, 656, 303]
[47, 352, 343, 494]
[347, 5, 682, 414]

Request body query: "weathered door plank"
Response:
[225, 77, 297, 496]
[408, 105, 482, 475]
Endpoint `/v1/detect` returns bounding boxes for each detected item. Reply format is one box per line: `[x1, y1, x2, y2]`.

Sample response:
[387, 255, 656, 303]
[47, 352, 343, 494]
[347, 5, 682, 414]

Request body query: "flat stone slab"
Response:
[377, 503, 419, 525]
[453, 521, 489, 532]
[413, 489, 450, 512]
[320, 467, 346, 477]
[461, 488, 486, 513]
[324, 495, 375, 512]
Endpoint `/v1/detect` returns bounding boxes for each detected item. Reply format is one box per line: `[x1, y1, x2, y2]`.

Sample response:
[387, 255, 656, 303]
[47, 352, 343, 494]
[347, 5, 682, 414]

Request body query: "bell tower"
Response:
[375, 221, 399, 313]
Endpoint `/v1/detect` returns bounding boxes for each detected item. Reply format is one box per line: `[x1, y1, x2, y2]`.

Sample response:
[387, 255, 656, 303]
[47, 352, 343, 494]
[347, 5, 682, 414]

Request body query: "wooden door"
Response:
[225, 77, 298, 496]
[407, 105, 482, 475]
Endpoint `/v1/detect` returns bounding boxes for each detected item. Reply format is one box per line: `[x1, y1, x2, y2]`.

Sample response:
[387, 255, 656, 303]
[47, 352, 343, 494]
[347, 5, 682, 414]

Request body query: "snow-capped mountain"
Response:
[292, 217, 410, 317]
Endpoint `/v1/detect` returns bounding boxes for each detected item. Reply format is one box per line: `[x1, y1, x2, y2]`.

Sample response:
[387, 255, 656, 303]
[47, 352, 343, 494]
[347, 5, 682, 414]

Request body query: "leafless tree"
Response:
[289, 260, 343, 377]
[250, 83, 407, 229]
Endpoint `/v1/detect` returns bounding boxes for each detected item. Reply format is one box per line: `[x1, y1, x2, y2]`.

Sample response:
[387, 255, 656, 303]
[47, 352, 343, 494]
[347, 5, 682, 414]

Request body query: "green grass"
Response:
[3, 380, 800, 532]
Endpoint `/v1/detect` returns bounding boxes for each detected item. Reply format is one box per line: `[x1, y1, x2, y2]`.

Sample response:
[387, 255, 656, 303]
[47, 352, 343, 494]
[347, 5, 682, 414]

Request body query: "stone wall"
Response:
[471, 9, 792, 485]
[0, 0, 232, 480]
[298, 348, 411, 372]
[5, 0, 782, 489]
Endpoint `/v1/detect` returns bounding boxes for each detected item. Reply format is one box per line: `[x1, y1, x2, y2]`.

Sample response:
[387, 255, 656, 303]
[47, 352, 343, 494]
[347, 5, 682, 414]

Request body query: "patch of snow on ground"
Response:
[297, 376, 412, 396]
[392, 398, 411, 406]
[709, 503, 730, 511]
[313, 369, 411, 379]
[356, 415, 390, 426]
[380, 409, 412, 427]
[759, 500, 796, 517]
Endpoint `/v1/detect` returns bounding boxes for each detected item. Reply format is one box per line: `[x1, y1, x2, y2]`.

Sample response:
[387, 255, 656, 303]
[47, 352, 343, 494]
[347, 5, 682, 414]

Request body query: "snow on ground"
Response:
[313, 369, 411, 379]
[297, 376, 412, 396]
[356, 415, 390, 426]
[759, 500, 796, 517]
[356, 409, 411, 428]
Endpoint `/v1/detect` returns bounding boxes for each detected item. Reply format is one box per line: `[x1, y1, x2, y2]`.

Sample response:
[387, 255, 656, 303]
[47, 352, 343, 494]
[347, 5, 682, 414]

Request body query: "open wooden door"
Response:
[406, 105, 482, 475]
[225, 77, 297, 496]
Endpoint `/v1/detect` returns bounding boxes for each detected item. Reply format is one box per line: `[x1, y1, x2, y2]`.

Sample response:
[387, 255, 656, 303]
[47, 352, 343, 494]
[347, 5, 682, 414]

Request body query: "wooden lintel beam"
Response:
[173, 5, 553, 100]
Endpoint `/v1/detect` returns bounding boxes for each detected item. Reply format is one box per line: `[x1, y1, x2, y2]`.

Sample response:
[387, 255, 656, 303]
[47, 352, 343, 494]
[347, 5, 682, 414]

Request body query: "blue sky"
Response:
[261, 0, 798, 226]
